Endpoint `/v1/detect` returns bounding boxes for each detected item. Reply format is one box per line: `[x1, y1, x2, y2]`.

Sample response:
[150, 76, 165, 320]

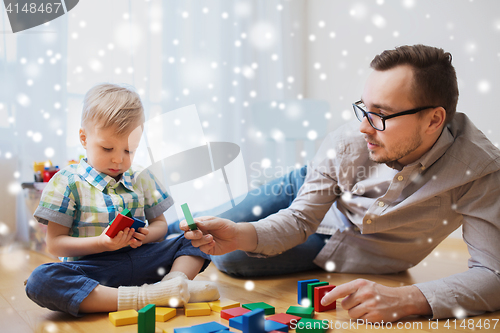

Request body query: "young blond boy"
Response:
[25, 83, 218, 316]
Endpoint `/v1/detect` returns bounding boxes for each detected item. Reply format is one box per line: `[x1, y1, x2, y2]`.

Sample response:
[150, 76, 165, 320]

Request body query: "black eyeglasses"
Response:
[352, 101, 440, 131]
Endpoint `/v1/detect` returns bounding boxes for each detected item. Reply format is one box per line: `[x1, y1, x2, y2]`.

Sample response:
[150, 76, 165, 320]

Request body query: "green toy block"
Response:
[121, 208, 132, 217]
[295, 318, 328, 333]
[307, 282, 328, 306]
[286, 305, 315, 318]
[242, 301, 275, 315]
[138, 304, 156, 333]
[181, 203, 197, 230]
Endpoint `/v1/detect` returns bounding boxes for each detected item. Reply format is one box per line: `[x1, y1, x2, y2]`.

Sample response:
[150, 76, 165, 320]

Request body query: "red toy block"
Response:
[220, 306, 251, 320]
[106, 214, 134, 238]
[266, 312, 302, 328]
[314, 285, 336, 312]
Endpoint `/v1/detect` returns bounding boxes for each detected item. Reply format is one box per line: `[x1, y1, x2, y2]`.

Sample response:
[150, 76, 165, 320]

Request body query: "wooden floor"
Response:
[1, 238, 499, 333]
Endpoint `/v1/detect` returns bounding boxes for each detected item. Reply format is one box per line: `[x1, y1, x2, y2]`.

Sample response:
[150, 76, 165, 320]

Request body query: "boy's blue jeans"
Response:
[25, 235, 210, 317]
[168, 165, 329, 277]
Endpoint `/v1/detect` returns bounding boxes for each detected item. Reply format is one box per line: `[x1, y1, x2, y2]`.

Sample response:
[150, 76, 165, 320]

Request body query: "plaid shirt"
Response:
[34, 158, 173, 261]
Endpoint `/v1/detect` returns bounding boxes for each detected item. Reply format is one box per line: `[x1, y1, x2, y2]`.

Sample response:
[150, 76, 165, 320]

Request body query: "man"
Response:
[180, 45, 500, 322]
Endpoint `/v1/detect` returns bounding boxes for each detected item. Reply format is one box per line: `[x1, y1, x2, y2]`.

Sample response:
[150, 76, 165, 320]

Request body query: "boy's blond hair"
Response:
[81, 83, 145, 135]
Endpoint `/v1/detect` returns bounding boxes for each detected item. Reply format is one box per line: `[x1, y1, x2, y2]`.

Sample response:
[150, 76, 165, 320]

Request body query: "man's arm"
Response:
[414, 169, 500, 319]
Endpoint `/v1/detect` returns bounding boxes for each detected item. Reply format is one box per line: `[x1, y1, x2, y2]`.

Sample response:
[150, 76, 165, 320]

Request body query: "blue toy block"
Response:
[265, 319, 289, 332]
[297, 279, 319, 305]
[131, 217, 146, 230]
[242, 309, 266, 333]
[229, 315, 244, 330]
[191, 321, 230, 332]
[174, 327, 204, 333]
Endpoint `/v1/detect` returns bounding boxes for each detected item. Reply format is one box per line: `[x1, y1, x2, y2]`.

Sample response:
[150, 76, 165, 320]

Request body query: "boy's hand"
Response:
[129, 227, 149, 248]
[99, 226, 135, 251]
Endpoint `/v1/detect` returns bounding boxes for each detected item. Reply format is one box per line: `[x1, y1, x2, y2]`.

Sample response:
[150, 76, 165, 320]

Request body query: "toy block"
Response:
[131, 217, 146, 231]
[297, 279, 319, 305]
[221, 306, 250, 320]
[229, 315, 244, 330]
[173, 327, 204, 333]
[265, 319, 288, 332]
[307, 282, 328, 307]
[266, 313, 302, 328]
[295, 318, 327, 333]
[106, 214, 134, 238]
[185, 302, 211, 316]
[209, 299, 240, 312]
[242, 308, 266, 333]
[108, 309, 138, 326]
[181, 203, 198, 230]
[286, 306, 314, 318]
[242, 302, 275, 315]
[191, 321, 229, 332]
[155, 307, 176, 322]
[138, 304, 156, 333]
[314, 285, 336, 312]
[121, 208, 133, 217]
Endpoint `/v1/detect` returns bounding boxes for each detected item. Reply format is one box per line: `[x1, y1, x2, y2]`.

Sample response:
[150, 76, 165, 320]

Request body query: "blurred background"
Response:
[1, 0, 499, 249]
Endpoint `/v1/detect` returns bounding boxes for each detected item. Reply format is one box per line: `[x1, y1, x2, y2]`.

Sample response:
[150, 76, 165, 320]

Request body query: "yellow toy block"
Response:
[208, 299, 240, 312]
[108, 309, 138, 326]
[156, 307, 176, 322]
[184, 302, 211, 316]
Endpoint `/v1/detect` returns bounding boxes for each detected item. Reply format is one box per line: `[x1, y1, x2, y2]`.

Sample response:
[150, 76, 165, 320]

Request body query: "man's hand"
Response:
[98, 226, 135, 251]
[180, 216, 258, 255]
[321, 279, 432, 322]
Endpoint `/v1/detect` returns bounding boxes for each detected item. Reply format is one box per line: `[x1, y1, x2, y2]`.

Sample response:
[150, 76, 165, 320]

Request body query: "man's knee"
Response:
[210, 251, 258, 277]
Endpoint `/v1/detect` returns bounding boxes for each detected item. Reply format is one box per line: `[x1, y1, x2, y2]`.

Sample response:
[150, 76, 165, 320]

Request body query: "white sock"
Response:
[117, 276, 190, 311]
[162, 271, 220, 303]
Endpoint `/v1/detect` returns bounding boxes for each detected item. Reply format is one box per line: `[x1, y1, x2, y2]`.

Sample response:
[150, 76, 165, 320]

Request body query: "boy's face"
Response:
[79, 122, 143, 180]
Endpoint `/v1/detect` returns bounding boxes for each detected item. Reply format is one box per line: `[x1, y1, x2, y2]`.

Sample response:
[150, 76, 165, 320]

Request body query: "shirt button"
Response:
[366, 219, 372, 224]
[378, 201, 385, 207]
[118, 207, 123, 212]
[398, 175, 404, 181]
[421, 166, 426, 171]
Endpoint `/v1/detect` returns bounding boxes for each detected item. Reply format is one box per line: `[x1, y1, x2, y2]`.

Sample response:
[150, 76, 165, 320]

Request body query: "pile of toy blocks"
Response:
[106, 208, 146, 238]
[108, 278, 336, 332]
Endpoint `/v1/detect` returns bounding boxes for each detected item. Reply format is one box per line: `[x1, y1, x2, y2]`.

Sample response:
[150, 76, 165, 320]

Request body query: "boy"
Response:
[25, 83, 218, 317]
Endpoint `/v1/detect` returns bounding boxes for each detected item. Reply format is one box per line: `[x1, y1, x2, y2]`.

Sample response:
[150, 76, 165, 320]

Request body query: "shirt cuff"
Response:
[414, 279, 458, 319]
[250, 221, 280, 257]
[145, 196, 174, 221]
[34, 206, 74, 228]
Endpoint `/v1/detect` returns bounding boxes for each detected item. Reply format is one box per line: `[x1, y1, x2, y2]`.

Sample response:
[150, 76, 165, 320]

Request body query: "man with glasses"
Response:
[178, 45, 500, 322]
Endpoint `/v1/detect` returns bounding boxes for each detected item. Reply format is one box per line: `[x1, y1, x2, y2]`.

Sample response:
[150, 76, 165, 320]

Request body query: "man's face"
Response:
[360, 65, 428, 166]
[79, 123, 142, 180]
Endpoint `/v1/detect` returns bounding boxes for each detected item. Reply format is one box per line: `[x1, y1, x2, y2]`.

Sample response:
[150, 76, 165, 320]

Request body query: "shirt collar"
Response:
[76, 158, 135, 191]
[417, 126, 454, 170]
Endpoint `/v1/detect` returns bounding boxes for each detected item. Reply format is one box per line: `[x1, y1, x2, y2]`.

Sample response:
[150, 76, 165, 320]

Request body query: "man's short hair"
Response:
[370, 44, 459, 125]
[81, 83, 145, 135]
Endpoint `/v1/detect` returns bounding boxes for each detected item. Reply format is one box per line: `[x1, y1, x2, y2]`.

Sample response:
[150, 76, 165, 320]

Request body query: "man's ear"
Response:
[79, 128, 87, 148]
[426, 107, 446, 134]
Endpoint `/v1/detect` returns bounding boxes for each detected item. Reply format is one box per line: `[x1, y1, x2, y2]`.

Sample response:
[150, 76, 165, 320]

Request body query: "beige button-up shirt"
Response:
[252, 113, 500, 319]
